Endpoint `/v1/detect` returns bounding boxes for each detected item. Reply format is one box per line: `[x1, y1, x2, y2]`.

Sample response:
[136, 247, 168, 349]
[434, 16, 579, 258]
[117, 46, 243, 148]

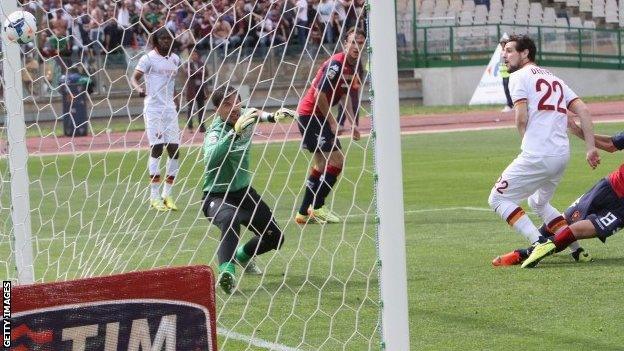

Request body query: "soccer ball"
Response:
[3, 11, 37, 44]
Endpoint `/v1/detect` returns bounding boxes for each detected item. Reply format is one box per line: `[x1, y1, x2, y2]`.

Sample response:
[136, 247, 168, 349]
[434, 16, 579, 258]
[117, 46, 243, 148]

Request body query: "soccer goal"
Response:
[1, 0, 408, 349]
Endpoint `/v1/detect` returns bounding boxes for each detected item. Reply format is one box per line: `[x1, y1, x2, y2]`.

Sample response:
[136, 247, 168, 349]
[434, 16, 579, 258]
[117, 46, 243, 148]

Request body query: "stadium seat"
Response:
[474, 4, 488, 24]
[449, 0, 463, 12]
[569, 16, 584, 27]
[579, 0, 592, 12]
[542, 7, 557, 26]
[592, 0, 606, 17]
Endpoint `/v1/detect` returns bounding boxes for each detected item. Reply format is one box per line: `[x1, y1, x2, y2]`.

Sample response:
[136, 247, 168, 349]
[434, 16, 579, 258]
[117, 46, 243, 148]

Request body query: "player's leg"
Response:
[235, 187, 284, 273]
[308, 118, 343, 223]
[311, 149, 343, 223]
[162, 143, 180, 210]
[488, 155, 549, 245]
[186, 99, 195, 130]
[145, 111, 168, 210]
[202, 195, 245, 293]
[296, 115, 327, 224]
[527, 161, 587, 259]
[523, 179, 624, 267]
[496, 178, 596, 266]
[148, 143, 168, 211]
[196, 94, 206, 133]
[161, 112, 181, 210]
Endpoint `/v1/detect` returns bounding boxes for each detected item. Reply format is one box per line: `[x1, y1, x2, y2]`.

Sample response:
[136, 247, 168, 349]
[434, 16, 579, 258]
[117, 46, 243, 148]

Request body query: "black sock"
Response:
[313, 166, 341, 209]
[299, 170, 321, 215]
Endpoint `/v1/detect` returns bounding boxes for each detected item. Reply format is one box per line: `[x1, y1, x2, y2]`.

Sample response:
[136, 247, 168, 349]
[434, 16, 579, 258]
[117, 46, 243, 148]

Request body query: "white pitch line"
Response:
[217, 327, 303, 351]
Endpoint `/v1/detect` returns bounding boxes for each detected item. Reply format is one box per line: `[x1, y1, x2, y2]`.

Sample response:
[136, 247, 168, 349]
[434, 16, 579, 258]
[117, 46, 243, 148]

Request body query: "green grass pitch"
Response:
[3, 123, 624, 350]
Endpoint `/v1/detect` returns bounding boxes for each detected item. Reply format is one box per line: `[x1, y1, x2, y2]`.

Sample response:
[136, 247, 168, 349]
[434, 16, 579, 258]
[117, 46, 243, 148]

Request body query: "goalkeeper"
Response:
[202, 85, 296, 294]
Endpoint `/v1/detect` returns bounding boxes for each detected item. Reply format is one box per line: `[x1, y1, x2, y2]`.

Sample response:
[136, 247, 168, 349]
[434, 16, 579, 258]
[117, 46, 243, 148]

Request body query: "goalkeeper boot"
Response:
[295, 212, 327, 225]
[218, 271, 237, 294]
[235, 246, 263, 275]
[310, 207, 340, 223]
[150, 199, 168, 212]
[571, 247, 593, 263]
[243, 259, 263, 275]
[162, 196, 178, 211]
[521, 240, 556, 268]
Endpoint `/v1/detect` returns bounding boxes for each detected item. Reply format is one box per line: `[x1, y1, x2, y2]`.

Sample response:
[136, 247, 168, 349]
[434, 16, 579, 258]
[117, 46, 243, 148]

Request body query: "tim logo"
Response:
[11, 300, 211, 351]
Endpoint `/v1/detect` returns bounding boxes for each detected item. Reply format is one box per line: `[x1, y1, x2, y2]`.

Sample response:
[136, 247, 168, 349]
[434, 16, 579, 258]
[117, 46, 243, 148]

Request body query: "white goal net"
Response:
[0, 0, 403, 350]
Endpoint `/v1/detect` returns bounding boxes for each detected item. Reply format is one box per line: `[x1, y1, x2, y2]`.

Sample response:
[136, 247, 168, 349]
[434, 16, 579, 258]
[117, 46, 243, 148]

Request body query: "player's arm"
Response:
[236, 108, 296, 128]
[315, 90, 338, 132]
[513, 100, 528, 138]
[341, 91, 360, 140]
[508, 75, 528, 137]
[567, 116, 617, 152]
[131, 69, 145, 96]
[314, 61, 342, 132]
[568, 99, 600, 169]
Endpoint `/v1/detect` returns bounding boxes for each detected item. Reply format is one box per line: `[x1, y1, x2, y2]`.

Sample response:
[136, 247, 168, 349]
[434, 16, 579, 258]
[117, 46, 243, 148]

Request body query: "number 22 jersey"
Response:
[509, 64, 579, 157]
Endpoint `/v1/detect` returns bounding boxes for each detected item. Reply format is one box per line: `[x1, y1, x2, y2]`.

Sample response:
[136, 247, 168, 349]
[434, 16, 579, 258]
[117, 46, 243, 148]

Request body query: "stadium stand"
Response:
[415, 0, 623, 29]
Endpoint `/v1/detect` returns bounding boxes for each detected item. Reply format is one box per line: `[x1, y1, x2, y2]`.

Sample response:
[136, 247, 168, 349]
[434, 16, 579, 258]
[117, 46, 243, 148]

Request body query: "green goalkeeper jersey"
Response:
[202, 113, 254, 194]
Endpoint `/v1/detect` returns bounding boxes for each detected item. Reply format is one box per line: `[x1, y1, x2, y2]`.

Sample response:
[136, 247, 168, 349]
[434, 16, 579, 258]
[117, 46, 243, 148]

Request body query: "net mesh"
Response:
[1, 0, 377, 349]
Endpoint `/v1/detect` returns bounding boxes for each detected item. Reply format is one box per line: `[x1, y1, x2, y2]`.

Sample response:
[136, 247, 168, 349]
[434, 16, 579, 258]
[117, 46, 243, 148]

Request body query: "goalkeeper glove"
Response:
[272, 108, 298, 122]
[234, 108, 259, 135]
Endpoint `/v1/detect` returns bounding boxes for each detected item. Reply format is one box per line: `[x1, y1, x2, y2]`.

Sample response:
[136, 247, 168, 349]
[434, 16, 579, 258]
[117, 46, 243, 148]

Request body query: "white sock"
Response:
[148, 156, 160, 175]
[162, 158, 179, 198]
[494, 203, 542, 244]
[512, 215, 542, 244]
[148, 156, 161, 201]
[150, 180, 161, 201]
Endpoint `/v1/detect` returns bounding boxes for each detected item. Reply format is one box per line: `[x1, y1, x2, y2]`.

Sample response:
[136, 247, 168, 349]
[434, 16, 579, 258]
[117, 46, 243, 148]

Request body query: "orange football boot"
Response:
[492, 250, 524, 267]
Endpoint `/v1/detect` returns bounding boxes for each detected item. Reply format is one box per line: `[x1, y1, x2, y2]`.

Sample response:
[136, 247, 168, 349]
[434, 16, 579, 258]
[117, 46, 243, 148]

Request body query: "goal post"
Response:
[368, 1, 411, 349]
[1, 0, 35, 285]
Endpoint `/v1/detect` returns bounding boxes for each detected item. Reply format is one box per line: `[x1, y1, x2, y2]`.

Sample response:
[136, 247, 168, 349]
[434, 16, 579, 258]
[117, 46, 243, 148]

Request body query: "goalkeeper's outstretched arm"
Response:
[258, 108, 298, 123]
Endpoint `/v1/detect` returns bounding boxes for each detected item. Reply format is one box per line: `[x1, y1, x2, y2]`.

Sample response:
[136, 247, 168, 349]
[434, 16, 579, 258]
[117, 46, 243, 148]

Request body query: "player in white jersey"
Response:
[131, 28, 182, 211]
[488, 35, 601, 266]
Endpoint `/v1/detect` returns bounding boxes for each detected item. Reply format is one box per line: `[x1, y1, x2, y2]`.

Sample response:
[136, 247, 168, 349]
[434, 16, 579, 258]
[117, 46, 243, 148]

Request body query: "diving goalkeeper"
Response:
[202, 85, 296, 294]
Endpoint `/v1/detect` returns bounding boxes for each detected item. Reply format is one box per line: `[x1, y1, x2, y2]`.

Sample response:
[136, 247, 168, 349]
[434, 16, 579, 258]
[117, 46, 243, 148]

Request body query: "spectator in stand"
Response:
[230, 3, 253, 52]
[353, 0, 366, 31]
[142, 2, 163, 33]
[49, 22, 72, 68]
[212, 16, 232, 55]
[68, 4, 89, 61]
[335, 0, 348, 30]
[176, 21, 196, 55]
[252, 8, 275, 56]
[317, 0, 336, 44]
[343, 0, 357, 30]
[270, 9, 288, 47]
[103, 11, 126, 67]
[195, 8, 215, 51]
[294, 0, 309, 46]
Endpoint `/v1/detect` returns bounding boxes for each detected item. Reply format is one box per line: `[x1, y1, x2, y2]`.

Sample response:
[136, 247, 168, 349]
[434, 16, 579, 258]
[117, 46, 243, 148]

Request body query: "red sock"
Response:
[552, 227, 577, 251]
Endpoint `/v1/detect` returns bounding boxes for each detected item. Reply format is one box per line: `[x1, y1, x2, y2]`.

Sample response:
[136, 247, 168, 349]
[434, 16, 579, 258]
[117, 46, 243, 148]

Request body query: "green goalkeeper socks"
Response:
[235, 246, 252, 264]
[219, 262, 236, 275]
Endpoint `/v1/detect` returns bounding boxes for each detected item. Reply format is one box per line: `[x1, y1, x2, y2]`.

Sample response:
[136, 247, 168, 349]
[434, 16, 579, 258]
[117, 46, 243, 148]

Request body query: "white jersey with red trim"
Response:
[509, 64, 579, 157]
[136, 50, 181, 113]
